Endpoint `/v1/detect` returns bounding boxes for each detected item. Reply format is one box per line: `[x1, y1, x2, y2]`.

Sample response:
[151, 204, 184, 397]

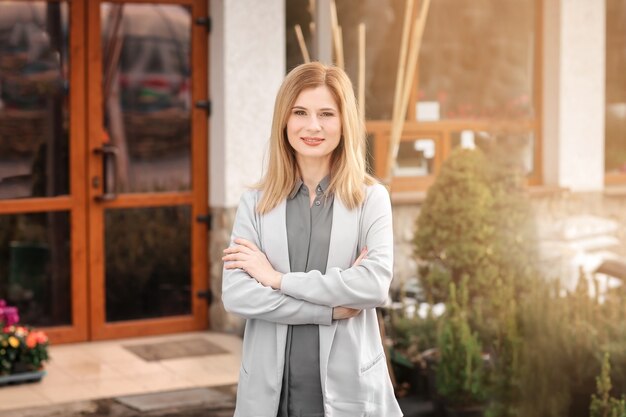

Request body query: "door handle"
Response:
[93, 143, 119, 201]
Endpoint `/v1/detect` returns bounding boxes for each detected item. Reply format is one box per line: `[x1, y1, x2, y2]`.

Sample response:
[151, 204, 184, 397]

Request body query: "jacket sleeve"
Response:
[280, 184, 394, 310]
[221, 190, 333, 325]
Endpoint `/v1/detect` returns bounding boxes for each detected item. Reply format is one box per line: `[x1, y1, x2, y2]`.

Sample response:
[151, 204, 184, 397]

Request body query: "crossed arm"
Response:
[221, 185, 393, 324]
[223, 236, 366, 321]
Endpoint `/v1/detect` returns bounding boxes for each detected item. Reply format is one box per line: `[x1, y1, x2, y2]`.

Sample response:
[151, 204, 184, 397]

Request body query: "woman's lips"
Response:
[301, 137, 324, 146]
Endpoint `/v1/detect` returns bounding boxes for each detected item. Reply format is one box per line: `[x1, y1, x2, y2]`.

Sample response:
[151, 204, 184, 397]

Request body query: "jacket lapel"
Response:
[262, 199, 290, 274]
[319, 196, 359, 388]
[261, 199, 290, 358]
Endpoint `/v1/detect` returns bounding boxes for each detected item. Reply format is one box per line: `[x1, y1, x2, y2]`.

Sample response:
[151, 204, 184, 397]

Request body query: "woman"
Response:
[222, 62, 402, 417]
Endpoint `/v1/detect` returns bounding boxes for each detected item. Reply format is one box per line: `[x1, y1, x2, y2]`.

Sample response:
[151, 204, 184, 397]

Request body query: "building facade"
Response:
[0, 0, 624, 341]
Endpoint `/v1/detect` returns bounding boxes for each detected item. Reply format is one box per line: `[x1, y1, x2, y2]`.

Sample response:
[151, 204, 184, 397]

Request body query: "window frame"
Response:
[604, 0, 626, 186]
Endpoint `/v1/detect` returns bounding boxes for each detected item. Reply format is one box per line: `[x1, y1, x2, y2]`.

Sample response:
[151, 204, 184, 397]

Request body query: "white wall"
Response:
[210, 0, 285, 207]
[543, 0, 606, 191]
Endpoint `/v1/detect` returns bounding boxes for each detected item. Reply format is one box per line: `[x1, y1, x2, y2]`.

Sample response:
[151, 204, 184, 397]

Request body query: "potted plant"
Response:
[0, 299, 49, 385]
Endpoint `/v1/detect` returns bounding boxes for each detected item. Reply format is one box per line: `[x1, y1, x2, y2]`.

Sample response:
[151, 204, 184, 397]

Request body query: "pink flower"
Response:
[3, 307, 19, 326]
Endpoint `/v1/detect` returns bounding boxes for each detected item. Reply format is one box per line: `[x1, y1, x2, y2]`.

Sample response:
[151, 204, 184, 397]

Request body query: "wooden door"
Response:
[86, 0, 209, 340]
[0, 0, 209, 343]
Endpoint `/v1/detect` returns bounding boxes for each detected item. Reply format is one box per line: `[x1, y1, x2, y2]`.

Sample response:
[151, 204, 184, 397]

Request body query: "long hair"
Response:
[255, 62, 376, 214]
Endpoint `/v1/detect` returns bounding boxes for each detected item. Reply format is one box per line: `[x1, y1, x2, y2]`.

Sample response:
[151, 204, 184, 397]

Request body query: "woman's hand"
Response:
[332, 247, 368, 320]
[332, 306, 361, 320]
[223, 238, 283, 289]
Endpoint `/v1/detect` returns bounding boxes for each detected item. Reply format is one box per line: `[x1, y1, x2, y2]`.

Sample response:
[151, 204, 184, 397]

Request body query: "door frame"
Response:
[85, 0, 209, 340]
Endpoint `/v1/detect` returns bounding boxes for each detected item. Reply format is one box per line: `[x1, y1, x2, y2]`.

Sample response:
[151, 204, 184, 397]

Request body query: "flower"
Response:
[0, 300, 50, 375]
[0, 300, 20, 327]
[8, 336, 20, 348]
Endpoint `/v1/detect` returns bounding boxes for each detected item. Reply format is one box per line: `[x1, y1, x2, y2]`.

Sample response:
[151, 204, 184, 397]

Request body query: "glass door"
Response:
[87, 0, 209, 340]
[0, 0, 88, 343]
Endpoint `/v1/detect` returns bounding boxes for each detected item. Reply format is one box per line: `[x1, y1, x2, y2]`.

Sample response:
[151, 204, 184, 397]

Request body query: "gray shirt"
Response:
[277, 176, 334, 417]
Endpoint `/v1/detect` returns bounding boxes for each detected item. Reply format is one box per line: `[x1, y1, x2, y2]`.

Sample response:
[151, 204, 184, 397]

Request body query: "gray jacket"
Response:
[222, 183, 403, 417]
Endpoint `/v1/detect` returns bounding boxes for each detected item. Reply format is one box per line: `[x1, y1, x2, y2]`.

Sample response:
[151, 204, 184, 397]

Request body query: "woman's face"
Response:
[286, 85, 342, 166]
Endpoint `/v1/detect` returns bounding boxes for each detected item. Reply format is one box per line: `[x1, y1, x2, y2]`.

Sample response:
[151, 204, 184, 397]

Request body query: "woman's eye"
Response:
[321, 112, 335, 117]
[294, 110, 306, 116]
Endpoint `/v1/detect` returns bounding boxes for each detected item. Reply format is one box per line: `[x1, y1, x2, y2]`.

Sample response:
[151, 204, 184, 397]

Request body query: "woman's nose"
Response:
[306, 115, 322, 131]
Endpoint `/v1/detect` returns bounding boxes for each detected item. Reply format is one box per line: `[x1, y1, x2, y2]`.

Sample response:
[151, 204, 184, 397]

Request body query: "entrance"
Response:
[0, 0, 210, 343]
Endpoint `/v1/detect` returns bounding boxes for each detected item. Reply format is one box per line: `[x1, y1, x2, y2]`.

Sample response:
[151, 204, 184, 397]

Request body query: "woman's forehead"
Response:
[293, 86, 339, 109]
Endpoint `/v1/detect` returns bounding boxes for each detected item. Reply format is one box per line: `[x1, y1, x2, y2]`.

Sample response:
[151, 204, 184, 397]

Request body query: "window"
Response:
[286, 0, 542, 193]
[605, 0, 626, 184]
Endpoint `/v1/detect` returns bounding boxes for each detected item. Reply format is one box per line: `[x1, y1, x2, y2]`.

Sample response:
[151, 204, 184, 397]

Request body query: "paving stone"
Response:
[114, 387, 235, 412]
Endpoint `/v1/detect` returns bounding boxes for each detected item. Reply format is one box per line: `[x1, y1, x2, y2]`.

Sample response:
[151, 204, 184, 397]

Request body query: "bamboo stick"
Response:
[391, 0, 415, 128]
[386, 0, 431, 181]
[294, 24, 311, 63]
[336, 25, 344, 69]
[358, 23, 366, 119]
[329, 0, 344, 68]
[309, 21, 316, 44]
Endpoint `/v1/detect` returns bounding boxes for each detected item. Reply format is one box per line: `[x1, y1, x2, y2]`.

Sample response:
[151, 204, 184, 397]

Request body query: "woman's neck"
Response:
[297, 157, 330, 193]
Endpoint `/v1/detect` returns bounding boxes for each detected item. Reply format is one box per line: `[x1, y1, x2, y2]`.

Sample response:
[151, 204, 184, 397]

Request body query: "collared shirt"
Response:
[277, 176, 334, 417]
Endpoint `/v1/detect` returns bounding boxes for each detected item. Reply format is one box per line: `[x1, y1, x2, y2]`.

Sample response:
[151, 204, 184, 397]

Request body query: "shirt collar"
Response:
[288, 175, 331, 200]
[288, 178, 304, 200]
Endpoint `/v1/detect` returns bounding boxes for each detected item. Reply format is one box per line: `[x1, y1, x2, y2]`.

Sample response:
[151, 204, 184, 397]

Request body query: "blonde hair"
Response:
[256, 62, 376, 214]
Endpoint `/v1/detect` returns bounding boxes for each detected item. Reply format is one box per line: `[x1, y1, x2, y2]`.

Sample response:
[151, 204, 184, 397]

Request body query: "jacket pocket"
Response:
[359, 351, 384, 374]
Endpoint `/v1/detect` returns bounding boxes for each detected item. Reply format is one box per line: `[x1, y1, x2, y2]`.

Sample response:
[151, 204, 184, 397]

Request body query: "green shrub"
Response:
[590, 353, 626, 417]
[414, 148, 495, 303]
[437, 280, 487, 408]
[414, 145, 540, 416]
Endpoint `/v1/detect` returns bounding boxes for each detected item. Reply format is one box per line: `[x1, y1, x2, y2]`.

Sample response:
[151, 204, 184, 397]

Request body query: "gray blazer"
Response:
[222, 183, 403, 417]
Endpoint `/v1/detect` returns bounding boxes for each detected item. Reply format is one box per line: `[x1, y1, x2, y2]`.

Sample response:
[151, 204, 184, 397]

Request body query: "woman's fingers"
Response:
[223, 244, 253, 255]
[224, 261, 245, 270]
[332, 306, 362, 320]
[222, 253, 244, 262]
[234, 238, 259, 251]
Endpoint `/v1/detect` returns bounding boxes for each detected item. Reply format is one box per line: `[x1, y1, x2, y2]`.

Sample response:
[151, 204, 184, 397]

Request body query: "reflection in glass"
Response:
[394, 138, 436, 177]
[105, 205, 191, 322]
[0, 2, 70, 199]
[451, 130, 535, 176]
[101, 4, 192, 193]
[0, 211, 71, 327]
[605, 0, 626, 174]
[419, 0, 535, 120]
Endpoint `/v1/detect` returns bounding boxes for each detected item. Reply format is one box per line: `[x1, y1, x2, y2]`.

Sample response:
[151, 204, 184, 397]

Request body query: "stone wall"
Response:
[208, 206, 241, 334]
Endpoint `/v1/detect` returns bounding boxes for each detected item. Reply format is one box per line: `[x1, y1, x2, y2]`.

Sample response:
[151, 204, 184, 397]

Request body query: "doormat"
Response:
[123, 338, 228, 361]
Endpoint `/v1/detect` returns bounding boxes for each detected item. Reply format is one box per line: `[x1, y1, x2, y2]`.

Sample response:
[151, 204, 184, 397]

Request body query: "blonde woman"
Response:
[222, 62, 402, 417]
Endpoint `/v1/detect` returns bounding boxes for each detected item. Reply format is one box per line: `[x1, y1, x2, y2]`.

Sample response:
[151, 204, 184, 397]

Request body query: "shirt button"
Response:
[315, 200, 321, 206]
